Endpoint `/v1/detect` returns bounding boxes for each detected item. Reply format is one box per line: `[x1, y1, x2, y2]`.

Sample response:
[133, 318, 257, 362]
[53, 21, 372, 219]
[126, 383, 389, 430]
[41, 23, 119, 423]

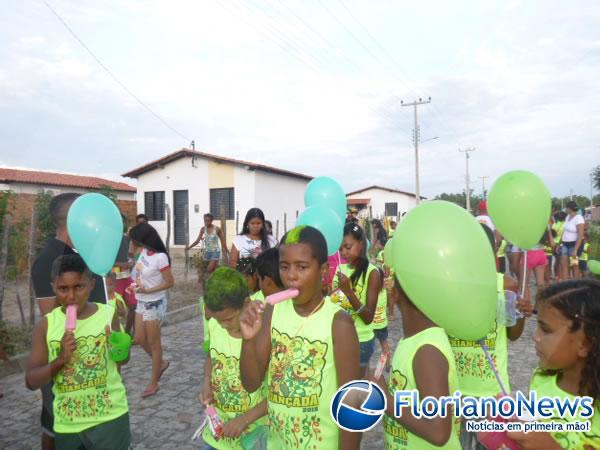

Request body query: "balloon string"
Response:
[337, 250, 341, 267]
[520, 251, 528, 299]
[103, 276, 110, 304]
[479, 340, 509, 396]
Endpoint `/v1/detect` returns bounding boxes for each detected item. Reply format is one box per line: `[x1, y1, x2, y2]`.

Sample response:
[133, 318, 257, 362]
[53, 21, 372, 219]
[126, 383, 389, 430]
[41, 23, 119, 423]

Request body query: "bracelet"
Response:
[354, 304, 365, 315]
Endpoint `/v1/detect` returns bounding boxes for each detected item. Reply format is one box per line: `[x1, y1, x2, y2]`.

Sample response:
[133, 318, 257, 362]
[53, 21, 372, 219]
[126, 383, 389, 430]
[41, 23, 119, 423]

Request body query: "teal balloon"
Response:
[67, 193, 124, 276]
[488, 170, 551, 250]
[304, 176, 347, 223]
[297, 206, 343, 256]
[391, 201, 497, 340]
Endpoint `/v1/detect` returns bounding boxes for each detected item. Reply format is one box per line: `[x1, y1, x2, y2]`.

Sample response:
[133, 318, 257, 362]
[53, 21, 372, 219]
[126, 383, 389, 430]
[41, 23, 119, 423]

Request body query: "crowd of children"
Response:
[23, 196, 600, 449]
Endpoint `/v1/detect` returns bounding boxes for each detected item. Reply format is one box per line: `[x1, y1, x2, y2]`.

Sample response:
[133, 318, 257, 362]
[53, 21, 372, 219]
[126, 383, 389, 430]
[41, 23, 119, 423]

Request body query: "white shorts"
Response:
[136, 298, 167, 322]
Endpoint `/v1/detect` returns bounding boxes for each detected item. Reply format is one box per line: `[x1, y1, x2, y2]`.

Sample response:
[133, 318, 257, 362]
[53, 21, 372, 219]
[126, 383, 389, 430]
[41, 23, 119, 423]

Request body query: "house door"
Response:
[173, 190, 189, 245]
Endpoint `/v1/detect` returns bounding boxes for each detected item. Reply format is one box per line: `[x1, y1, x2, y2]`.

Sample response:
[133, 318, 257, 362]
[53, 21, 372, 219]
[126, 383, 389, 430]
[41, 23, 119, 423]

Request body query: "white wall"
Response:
[135, 156, 209, 247]
[347, 188, 418, 218]
[254, 171, 308, 240]
[0, 182, 135, 200]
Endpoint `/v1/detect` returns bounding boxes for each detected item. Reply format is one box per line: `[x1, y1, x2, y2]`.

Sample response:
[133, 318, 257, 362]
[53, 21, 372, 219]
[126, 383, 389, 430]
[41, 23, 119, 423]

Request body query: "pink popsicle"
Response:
[266, 288, 300, 305]
[65, 304, 77, 331]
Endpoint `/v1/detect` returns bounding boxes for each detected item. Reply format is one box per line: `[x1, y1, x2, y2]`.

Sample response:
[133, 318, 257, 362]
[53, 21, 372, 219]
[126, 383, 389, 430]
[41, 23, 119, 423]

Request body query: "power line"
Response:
[42, 0, 191, 142]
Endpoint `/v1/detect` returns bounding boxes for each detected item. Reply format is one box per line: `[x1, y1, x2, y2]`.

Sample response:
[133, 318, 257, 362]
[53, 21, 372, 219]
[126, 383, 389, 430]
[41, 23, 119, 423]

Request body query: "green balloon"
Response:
[391, 201, 497, 340]
[67, 193, 124, 276]
[487, 170, 551, 250]
[589, 260, 600, 275]
[383, 238, 394, 268]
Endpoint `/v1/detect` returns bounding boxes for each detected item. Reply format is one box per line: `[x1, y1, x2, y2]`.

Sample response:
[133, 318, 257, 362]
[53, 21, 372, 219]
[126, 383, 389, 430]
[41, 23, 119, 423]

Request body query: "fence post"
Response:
[184, 206, 189, 282]
[165, 203, 171, 254]
[284, 213, 287, 233]
[28, 204, 38, 325]
[236, 210, 239, 235]
[0, 213, 12, 321]
[276, 219, 280, 241]
[220, 205, 227, 264]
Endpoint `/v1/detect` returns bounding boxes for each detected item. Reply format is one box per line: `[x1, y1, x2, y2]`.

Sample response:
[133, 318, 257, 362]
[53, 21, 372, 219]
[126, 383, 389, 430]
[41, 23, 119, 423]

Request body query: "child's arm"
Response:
[332, 310, 361, 450]
[239, 301, 272, 393]
[504, 274, 532, 341]
[222, 400, 268, 439]
[199, 356, 214, 405]
[374, 345, 454, 447]
[338, 269, 382, 324]
[25, 318, 75, 390]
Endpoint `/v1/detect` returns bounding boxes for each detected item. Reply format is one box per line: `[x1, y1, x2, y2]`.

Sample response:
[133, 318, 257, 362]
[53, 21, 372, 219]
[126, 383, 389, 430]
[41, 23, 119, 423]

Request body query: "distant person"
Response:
[388, 220, 397, 237]
[475, 200, 495, 232]
[229, 208, 276, 269]
[186, 213, 228, 276]
[265, 220, 273, 235]
[558, 201, 585, 280]
[31, 192, 107, 449]
[136, 214, 148, 224]
[129, 223, 173, 398]
[371, 219, 388, 250]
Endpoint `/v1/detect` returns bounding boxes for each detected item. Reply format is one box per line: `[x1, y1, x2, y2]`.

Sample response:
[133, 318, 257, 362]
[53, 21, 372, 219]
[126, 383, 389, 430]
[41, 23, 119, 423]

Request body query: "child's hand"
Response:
[517, 296, 534, 318]
[239, 301, 265, 340]
[337, 273, 352, 295]
[506, 430, 561, 449]
[116, 301, 127, 317]
[383, 275, 395, 290]
[198, 384, 214, 406]
[222, 415, 249, 439]
[60, 331, 76, 365]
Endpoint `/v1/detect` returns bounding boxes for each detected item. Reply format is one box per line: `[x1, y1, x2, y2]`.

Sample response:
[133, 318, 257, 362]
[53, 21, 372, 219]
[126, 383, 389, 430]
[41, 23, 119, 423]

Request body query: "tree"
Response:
[593, 165, 600, 191]
[98, 185, 118, 205]
[434, 192, 483, 211]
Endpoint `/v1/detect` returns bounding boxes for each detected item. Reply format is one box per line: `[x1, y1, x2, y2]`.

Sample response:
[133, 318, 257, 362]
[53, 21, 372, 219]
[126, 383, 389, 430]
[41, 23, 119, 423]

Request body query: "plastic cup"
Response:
[109, 331, 132, 362]
[497, 290, 519, 327]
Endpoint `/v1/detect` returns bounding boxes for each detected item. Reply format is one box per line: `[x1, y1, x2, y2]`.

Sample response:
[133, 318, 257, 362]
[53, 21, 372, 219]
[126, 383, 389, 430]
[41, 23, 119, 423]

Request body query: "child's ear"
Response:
[577, 336, 594, 358]
[320, 261, 329, 280]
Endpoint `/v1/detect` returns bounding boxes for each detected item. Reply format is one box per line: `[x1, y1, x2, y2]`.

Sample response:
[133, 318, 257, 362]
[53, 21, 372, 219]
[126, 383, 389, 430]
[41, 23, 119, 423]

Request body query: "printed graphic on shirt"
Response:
[210, 349, 251, 413]
[384, 369, 409, 444]
[49, 333, 113, 421]
[448, 322, 499, 380]
[268, 328, 330, 450]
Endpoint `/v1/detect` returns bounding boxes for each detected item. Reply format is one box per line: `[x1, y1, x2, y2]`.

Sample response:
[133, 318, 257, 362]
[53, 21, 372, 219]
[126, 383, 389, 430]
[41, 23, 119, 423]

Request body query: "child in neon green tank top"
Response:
[370, 277, 462, 449]
[507, 280, 600, 449]
[25, 254, 130, 450]
[200, 266, 268, 449]
[239, 226, 362, 450]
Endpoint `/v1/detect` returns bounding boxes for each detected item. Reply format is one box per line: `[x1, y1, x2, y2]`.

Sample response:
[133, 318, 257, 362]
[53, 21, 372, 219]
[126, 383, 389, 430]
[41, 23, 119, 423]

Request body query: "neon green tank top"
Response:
[268, 298, 341, 449]
[553, 221, 565, 244]
[107, 293, 126, 332]
[333, 263, 376, 342]
[46, 304, 128, 433]
[384, 327, 461, 449]
[497, 239, 507, 258]
[581, 242, 590, 261]
[250, 290, 265, 302]
[203, 319, 266, 449]
[373, 288, 388, 330]
[448, 273, 509, 397]
[530, 370, 600, 449]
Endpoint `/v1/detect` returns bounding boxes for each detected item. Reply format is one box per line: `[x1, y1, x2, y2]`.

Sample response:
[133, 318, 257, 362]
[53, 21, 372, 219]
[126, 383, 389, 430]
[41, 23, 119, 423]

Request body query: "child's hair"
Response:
[280, 225, 327, 265]
[481, 224, 495, 252]
[240, 208, 271, 251]
[554, 211, 567, 222]
[136, 213, 148, 222]
[204, 213, 214, 220]
[129, 223, 170, 263]
[265, 220, 273, 234]
[371, 219, 387, 245]
[204, 267, 249, 311]
[49, 193, 80, 228]
[343, 222, 369, 286]
[537, 279, 600, 402]
[51, 254, 91, 281]
[256, 248, 284, 288]
[236, 257, 258, 276]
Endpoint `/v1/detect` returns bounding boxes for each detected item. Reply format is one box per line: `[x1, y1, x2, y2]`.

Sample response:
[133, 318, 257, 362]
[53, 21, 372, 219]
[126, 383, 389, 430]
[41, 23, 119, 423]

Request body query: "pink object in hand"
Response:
[65, 305, 77, 331]
[206, 406, 224, 439]
[265, 288, 300, 305]
[478, 427, 520, 450]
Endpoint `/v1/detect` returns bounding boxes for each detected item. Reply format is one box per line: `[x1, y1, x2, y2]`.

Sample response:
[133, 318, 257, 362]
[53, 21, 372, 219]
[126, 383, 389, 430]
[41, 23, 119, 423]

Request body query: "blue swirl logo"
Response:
[330, 380, 387, 432]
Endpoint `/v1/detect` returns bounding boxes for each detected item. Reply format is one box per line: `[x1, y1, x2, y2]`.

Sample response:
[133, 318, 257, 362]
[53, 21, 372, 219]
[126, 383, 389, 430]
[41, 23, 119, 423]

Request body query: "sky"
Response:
[1, 0, 599, 199]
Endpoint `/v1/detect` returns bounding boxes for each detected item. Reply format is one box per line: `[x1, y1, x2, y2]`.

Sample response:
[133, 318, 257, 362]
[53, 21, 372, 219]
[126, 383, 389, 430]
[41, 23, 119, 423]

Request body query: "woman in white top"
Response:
[558, 201, 585, 281]
[129, 223, 174, 398]
[228, 208, 277, 268]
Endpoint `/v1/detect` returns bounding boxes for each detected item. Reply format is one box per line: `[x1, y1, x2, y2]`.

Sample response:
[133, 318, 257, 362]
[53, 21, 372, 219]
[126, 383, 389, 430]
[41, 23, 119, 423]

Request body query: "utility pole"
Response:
[459, 148, 476, 212]
[401, 97, 431, 204]
[479, 176, 489, 199]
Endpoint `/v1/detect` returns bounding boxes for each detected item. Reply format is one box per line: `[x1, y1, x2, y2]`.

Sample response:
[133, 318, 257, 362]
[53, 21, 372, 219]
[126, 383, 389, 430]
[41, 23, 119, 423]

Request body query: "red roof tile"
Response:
[121, 148, 313, 181]
[0, 168, 136, 192]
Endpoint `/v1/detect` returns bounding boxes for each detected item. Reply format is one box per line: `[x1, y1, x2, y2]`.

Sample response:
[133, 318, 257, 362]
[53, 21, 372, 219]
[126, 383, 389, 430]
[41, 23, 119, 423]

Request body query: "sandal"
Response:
[158, 361, 170, 381]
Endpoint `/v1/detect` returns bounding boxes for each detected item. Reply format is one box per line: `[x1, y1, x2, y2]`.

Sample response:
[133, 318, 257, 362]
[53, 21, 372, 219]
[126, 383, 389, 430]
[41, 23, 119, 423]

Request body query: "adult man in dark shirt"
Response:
[30, 192, 108, 449]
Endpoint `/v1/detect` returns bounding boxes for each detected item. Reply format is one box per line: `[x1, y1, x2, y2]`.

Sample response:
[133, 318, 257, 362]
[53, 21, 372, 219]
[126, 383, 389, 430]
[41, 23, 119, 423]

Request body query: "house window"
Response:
[385, 202, 398, 217]
[144, 191, 165, 221]
[210, 188, 235, 220]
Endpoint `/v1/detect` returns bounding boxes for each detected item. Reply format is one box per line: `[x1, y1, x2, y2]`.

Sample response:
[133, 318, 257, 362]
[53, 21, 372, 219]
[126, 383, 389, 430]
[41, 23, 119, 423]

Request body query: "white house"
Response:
[346, 185, 425, 219]
[122, 148, 312, 249]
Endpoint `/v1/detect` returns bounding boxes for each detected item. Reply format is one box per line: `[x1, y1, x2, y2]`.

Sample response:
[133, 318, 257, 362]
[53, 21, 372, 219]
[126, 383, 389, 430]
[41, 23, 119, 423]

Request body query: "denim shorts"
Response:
[203, 250, 220, 261]
[136, 298, 166, 322]
[359, 338, 375, 367]
[374, 327, 389, 342]
[560, 241, 577, 257]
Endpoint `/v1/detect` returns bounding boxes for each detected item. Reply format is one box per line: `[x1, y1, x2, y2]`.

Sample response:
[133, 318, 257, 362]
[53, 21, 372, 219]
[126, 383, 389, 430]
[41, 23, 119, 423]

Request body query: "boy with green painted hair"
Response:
[199, 266, 267, 449]
[26, 254, 130, 449]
